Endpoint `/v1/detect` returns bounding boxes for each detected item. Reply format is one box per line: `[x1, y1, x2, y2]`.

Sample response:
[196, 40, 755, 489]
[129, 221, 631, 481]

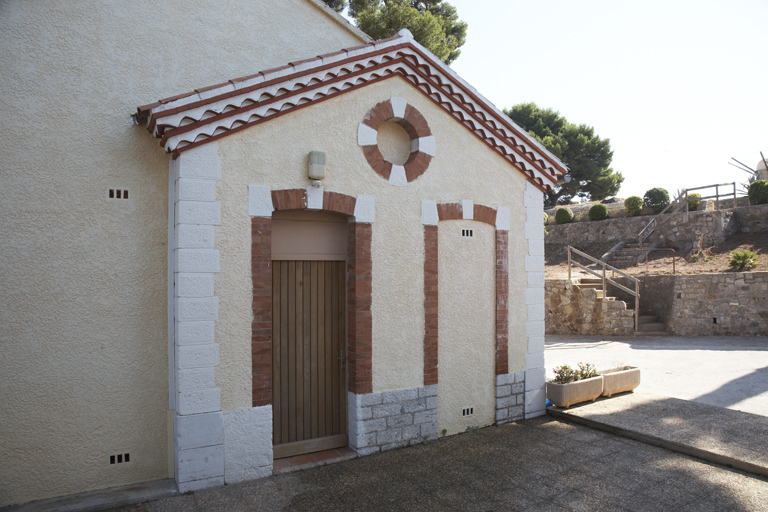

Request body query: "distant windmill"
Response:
[728, 152, 768, 193]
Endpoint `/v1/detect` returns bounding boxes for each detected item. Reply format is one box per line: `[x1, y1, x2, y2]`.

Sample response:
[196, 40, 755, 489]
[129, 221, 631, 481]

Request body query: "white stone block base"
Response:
[223, 406, 273, 484]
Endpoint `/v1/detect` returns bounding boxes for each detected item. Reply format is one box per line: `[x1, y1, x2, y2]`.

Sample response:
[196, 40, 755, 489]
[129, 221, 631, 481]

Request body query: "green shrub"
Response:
[588, 203, 608, 221]
[552, 362, 599, 384]
[748, 180, 768, 205]
[624, 196, 643, 217]
[555, 207, 574, 224]
[729, 250, 758, 271]
[643, 187, 670, 213]
[687, 192, 701, 211]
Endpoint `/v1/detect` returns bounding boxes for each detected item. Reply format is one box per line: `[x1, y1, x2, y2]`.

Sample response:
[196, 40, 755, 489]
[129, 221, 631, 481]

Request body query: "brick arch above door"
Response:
[249, 187, 375, 407]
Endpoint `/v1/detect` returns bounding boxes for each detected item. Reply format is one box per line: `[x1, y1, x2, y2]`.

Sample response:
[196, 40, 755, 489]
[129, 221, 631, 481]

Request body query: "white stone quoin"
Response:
[523, 182, 547, 419]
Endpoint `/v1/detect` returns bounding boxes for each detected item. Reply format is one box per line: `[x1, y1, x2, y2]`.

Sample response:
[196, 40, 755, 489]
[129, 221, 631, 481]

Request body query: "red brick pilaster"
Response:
[251, 217, 272, 406]
[495, 230, 509, 375]
[347, 222, 373, 394]
[423, 225, 439, 386]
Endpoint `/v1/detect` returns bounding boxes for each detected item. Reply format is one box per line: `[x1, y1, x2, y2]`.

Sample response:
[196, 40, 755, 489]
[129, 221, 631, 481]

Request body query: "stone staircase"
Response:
[636, 313, 666, 336]
[603, 241, 659, 268]
[575, 278, 667, 335]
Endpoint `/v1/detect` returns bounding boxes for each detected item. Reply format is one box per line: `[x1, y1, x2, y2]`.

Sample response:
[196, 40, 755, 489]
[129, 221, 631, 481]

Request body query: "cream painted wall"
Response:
[437, 221, 496, 436]
[0, 0, 365, 506]
[216, 77, 532, 409]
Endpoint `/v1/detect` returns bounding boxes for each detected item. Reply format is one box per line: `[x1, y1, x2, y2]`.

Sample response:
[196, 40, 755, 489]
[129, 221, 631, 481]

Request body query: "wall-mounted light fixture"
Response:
[309, 151, 326, 187]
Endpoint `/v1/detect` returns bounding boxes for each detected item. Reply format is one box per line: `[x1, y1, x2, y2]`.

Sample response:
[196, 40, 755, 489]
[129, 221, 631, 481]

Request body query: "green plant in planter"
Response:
[729, 250, 758, 271]
[624, 196, 643, 217]
[555, 207, 574, 224]
[588, 203, 608, 221]
[643, 187, 670, 213]
[552, 362, 599, 384]
[748, 180, 768, 205]
[687, 192, 701, 211]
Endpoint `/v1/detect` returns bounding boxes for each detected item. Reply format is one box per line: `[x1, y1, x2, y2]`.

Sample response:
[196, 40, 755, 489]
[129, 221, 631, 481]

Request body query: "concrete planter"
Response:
[600, 366, 641, 397]
[546, 375, 604, 409]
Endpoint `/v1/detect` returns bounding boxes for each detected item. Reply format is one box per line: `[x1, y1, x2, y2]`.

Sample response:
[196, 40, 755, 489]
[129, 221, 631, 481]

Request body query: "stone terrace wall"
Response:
[667, 272, 768, 336]
[732, 204, 768, 234]
[546, 210, 738, 252]
[546, 204, 768, 252]
[545, 279, 635, 336]
[587, 273, 768, 336]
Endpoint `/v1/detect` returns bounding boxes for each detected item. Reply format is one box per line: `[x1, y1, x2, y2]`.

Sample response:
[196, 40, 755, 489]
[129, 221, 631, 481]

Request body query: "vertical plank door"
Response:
[272, 260, 347, 458]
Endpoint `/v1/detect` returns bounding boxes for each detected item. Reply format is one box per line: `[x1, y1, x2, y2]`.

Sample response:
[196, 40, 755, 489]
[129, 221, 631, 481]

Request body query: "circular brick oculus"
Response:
[358, 97, 435, 187]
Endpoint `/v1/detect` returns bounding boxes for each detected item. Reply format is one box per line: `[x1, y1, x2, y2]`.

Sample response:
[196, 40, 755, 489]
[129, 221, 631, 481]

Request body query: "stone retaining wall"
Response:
[545, 279, 635, 335]
[546, 204, 768, 253]
[549, 272, 768, 337]
[667, 272, 768, 336]
[546, 210, 737, 252]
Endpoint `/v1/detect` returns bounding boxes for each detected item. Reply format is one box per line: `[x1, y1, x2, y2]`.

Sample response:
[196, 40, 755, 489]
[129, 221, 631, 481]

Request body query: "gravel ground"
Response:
[108, 417, 768, 512]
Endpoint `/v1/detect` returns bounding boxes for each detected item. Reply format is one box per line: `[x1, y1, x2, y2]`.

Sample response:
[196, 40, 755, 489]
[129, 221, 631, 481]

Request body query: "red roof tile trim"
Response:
[137, 32, 567, 191]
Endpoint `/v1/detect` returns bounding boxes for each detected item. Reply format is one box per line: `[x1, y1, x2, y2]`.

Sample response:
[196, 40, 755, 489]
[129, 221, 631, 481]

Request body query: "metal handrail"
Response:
[637, 182, 737, 246]
[609, 248, 676, 275]
[568, 246, 640, 332]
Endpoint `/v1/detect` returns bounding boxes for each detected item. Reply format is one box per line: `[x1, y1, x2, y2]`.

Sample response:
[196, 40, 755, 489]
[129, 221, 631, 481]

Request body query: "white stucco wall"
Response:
[0, 0, 365, 506]
[215, 77, 532, 409]
[437, 221, 496, 436]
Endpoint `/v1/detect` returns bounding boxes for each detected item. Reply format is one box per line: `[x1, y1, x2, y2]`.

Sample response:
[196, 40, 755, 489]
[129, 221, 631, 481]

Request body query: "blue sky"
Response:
[445, 0, 767, 199]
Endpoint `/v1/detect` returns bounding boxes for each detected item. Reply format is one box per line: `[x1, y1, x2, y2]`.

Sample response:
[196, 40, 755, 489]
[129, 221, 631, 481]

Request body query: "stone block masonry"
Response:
[546, 210, 739, 252]
[545, 279, 635, 336]
[348, 386, 438, 456]
[495, 372, 525, 424]
[668, 272, 768, 336]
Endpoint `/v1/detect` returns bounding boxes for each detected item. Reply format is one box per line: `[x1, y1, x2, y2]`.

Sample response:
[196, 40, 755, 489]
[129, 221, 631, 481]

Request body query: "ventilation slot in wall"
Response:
[109, 189, 129, 199]
[462, 407, 474, 417]
[110, 453, 130, 464]
[461, 229, 473, 238]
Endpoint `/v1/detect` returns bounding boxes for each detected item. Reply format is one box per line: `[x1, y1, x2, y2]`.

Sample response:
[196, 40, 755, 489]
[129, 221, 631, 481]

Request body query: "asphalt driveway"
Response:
[106, 416, 768, 512]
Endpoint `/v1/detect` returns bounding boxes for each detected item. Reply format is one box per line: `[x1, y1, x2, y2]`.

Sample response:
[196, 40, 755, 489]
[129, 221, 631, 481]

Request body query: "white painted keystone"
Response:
[354, 195, 375, 223]
[390, 97, 407, 119]
[306, 185, 324, 210]
[389, 165, 407, 186]
[248, 186, 274, 218]
[462, 200, 474, 219]
[421, 200, 438, 226]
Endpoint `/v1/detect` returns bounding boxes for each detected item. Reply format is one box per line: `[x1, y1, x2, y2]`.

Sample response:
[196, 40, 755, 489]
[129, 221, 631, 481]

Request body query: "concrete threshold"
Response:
[2, 479, 178, 512]
[548, 392, 768, 479]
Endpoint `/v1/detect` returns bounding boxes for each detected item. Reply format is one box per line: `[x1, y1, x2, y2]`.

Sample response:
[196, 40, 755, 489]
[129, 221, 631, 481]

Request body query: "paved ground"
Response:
[545, 335, 768, 417]
[105, 416, 768, 512]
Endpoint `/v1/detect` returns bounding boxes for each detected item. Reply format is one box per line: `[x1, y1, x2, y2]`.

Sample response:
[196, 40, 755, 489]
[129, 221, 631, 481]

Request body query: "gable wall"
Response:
[215, 77, 533, 410]
[0, 0, 364, 506]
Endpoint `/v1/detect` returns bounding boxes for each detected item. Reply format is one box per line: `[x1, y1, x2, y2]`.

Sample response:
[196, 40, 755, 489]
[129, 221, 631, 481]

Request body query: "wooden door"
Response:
[272, 260, 347, 458]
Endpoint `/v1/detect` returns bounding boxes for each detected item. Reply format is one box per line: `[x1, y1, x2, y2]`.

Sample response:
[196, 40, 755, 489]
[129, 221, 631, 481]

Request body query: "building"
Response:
[0, 0, 565, 505]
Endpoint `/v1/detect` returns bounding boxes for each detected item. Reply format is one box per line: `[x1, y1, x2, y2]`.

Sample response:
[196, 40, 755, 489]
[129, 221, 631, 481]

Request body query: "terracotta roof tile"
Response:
[136, 33, 567, 190]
